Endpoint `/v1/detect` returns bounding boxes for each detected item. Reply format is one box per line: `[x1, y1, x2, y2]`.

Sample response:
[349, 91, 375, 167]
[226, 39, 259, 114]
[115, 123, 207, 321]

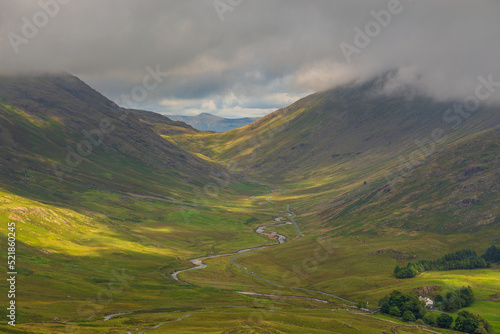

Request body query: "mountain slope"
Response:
[0, 73, 222, 201]
[191, 77, 500, 235]
[208, 77, 500, 184]
[317, 124, 500, 234]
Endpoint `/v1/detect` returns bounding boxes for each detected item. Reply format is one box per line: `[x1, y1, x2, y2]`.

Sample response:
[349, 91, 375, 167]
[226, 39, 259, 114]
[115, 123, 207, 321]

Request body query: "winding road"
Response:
[138, 314, 190, 334]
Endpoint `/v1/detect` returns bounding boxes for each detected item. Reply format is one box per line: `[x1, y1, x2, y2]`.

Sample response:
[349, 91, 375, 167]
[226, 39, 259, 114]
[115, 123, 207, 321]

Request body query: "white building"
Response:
[419, 296, 434, 308]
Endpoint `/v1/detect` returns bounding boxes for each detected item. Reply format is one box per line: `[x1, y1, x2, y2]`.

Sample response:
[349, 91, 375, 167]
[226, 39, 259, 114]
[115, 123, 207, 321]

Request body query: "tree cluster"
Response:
[435, 286, 474, 312]
[436, 313, 453, 329]
[378, 290, 492, 333]
[378, 291, 427, 320]
[482, 245, 500, 264]
[434, 310, 493, 333]
[393, 247, 498, 279]
[454, 311, 493, 333]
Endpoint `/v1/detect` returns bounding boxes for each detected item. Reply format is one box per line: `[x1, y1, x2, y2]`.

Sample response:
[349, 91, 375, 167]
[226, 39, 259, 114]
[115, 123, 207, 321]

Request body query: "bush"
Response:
[475, 323, 489, 334]
[454, 311, 493, 334]
[459, 286, 475, 306]
[380, 302, 391, 314]
[389, 306, 401, 317]
[402, 310, 416, 322]
[436, 313, 453, 329]
[482, 245, 500, 264]
[417, 307, 427, 319]
[422, 313, 436, 326]
[394, 264, 418, 278]
[356, 302, 366, 310]
[442, 286, 475, 312]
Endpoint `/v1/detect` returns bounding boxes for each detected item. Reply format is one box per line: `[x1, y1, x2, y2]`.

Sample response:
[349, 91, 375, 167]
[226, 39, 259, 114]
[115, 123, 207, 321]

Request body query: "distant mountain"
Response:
[128, 108, 197, 136]
[168, 112, 259, 132]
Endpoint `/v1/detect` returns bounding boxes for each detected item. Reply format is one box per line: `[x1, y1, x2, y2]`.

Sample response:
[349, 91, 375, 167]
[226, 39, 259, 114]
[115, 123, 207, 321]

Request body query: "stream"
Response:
[170, 190, 355, 305]
[171, 219, 292, 283]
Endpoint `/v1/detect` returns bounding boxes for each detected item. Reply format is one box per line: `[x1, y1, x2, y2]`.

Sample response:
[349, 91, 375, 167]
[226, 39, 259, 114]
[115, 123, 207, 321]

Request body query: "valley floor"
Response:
[1, 185, 497, 333]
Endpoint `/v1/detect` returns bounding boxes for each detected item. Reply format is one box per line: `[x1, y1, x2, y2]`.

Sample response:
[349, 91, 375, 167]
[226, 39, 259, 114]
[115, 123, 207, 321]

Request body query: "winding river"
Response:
[171, 219, 293, 284]
[170, 193, 356, 305]
[170, 137, 352, 304]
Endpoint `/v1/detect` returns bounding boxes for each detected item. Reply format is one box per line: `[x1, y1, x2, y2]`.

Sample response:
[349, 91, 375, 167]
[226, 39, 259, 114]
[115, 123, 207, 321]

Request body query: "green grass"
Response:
[3, 307, 436, 333]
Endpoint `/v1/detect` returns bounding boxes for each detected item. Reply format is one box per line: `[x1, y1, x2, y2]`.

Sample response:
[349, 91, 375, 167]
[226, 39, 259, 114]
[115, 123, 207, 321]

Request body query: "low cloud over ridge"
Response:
[1, 0, 499, 117]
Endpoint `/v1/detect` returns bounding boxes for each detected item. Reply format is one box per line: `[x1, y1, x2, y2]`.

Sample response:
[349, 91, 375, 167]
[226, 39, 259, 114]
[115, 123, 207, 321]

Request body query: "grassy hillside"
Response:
[0, 74, 277, 331]
[129, 108, 198, 136]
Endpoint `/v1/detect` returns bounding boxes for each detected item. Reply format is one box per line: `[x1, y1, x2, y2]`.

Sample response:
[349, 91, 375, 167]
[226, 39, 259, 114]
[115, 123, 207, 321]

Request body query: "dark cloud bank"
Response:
[1, 0, 499, 117]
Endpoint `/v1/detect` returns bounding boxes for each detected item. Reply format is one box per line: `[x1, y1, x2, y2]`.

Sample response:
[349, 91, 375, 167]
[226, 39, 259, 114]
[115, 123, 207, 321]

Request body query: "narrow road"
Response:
[171, 200, 356, 305]
[103, 312, 132, 321]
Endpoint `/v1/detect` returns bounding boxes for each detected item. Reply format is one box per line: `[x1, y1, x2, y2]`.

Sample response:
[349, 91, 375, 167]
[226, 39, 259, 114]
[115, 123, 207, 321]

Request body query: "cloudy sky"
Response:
[1, 0, 499, 118]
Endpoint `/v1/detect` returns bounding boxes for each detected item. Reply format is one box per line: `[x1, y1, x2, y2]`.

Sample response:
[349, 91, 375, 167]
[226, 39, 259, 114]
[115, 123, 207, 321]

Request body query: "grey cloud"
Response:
[1, 0, 499, 117]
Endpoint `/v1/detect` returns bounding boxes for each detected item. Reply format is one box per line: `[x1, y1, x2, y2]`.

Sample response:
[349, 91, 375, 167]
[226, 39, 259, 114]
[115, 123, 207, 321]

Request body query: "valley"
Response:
[0, 74, 498, 334]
